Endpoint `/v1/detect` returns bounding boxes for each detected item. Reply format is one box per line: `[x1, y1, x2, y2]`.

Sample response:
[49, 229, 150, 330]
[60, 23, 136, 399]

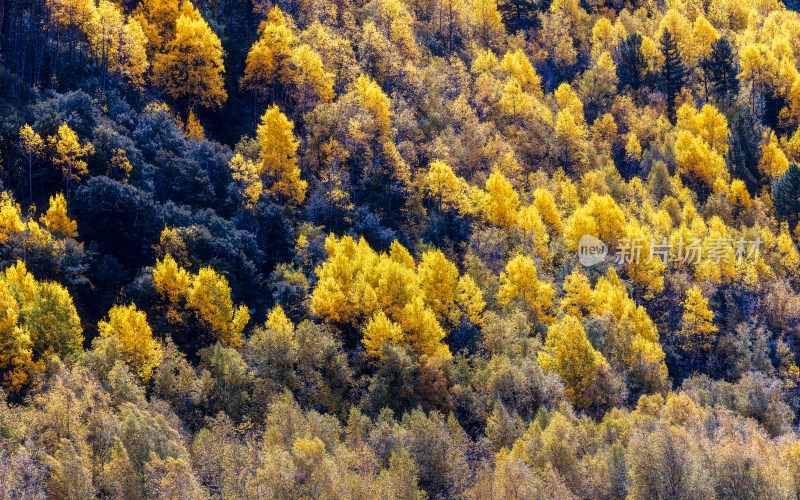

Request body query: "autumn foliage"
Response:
[1, 0, 800, 495]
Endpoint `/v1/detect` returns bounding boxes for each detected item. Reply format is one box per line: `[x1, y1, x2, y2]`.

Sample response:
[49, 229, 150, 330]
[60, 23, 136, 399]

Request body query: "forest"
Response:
[1, 0, 800, 496]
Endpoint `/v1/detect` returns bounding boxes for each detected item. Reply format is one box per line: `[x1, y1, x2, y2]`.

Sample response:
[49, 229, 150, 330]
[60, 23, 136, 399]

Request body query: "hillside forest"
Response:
[3, 0, 800, 497]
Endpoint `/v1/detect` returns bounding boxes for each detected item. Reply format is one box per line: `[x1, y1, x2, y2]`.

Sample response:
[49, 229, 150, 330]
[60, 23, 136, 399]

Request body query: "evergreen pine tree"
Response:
[497, 0, 537, 33]
[704, 37, 738, 102]
[763, 86, 786, 131]
[660, 28, 686, 123]
[616, 33, 649, 94]
[773, 163, 800, 227]
[728, 109, 764, 194]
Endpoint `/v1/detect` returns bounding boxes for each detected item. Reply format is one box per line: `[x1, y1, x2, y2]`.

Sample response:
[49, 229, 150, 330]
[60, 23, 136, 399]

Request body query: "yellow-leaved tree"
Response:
[242, 7, 334, 110]
[0, 261, 83, 390]
[582, 51, 618, 108]
[151, 4, 226, 111]
[18, 124, 44, 204]
[229, 154, 263, 210]
[88, 0, 149, 88]
[98, 304, 163, 380]
[516, 204, 550, 262]
[291, 43, 335, 107]
[152, 250, 191, 304]
[418, 249, 485, 329]
[759, 130, 789, 181]
[500, 49, 543, 97]
[256, 105, 307, 205]
[188, 267, 250, 347]
[553, 83, 590, 174]
[241, 6, 298, 100]
[354, 74, 409, 187]
[108, 149, 133, 180]
[48, 0, 95, 55]
[564, 193, 627, 251]
[560, 270, 592, 317]
[499, 79, 536, 121]
[674, 103, 729, 195]
[498, 255, 555, 324]
[588, 268, 668, 395]
[473, 0, 505, 48]
[0, 279, 32, 391]
[0, 195, 22, 243]
[152, 254, 249, 348]
[538, 314, 608, 410]
[183, 111, 204, 141]
[395, 295, 451, 358]
[133, 0, 181, 56]
[363, 311, 405, 359]
[374, 0, 418, 59]
[532, 188, 562, 236]
[39, 193, 78, 239]
[677, 286, 718, 364]
[49, 124, 94, 201]
[264, 304, 294, 336]
[474, 170, 520, 228]
[0, 193, 55, 252]
[311, 235, 480, 360]
[424, 160, 466, 213]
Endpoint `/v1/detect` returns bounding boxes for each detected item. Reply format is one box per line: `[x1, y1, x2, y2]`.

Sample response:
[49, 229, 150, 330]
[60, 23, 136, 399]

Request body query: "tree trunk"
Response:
[1, 0, 10, 65]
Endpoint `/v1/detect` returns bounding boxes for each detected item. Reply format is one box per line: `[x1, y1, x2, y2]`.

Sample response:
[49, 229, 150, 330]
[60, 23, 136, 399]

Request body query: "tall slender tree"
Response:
[704, 37, 738, 102]
[49, 124, 95, 203]
[17, 125, 44, 205]
[616, 33, 650, 95]
[773, 163, 800, 228]
[256, 105, 306, 205]
[660, 28, 686, 123]
[728, 109, 764, 194]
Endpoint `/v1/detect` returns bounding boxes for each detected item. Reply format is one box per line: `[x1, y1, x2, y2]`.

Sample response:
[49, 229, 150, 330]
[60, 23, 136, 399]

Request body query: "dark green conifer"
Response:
[773, 163, 800, 227]
[659, 28, 686, 123]
[704, 38, 738, 102]
[728, 109, 764, 194]
[616, 33, 650, 94]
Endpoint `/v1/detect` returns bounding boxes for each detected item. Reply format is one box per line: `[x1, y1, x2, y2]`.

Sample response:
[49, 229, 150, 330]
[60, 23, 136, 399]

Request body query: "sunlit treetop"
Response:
[39, 194, 77, 239]
[256, 105, 307, 205]
[152, 254, 249, 348]
[312, 235, 482, 360]
[500, 49, 543, 98]
[538, 314, 608, 408]
[151, 3, 226, 111]
[98, 304, 163, 381]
